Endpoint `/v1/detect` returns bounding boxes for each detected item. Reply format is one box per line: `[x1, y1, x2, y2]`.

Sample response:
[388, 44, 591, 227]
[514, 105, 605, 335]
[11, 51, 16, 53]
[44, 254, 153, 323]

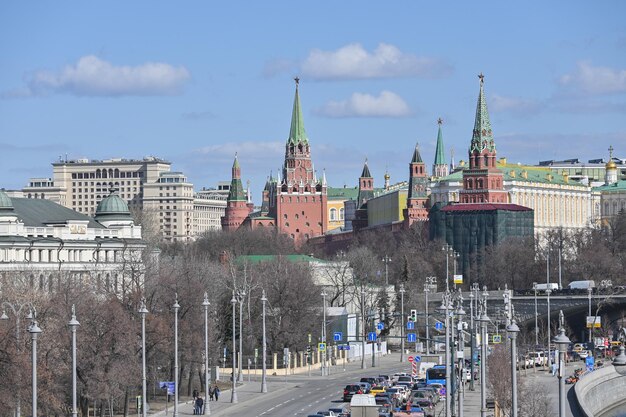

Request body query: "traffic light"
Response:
[410, 309, 417, 322]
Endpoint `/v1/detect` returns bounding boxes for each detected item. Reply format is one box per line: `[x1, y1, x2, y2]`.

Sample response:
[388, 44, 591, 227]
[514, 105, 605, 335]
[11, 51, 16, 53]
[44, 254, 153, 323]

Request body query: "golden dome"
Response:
[606, 160, 617, 170]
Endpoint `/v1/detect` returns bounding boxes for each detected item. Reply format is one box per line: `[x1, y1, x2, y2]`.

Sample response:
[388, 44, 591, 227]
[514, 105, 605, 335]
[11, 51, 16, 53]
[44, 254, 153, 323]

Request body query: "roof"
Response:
[412, 143, 424, 164]
[236, 254, 328, 264]
[441, 203, 532, 212]
[470, 75, 495, 154]
[96, 190, 130, 216]
[361, 161, 372, 178]
[593, 180, 626, 192]
[0, 189, 14, 210]
[434, 123, 446, 165]
[10, 198, 104, 228]
[287, 83, 308, 145]
[327, 187, 360, 201]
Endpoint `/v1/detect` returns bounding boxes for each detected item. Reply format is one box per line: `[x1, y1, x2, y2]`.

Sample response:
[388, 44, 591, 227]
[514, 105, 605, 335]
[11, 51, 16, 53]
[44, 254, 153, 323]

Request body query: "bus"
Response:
[426, 365, 446, 386]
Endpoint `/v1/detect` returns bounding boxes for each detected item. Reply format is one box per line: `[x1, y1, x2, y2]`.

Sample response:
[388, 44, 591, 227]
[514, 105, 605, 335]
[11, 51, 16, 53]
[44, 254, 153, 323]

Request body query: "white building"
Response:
[0, 189, 149, 295]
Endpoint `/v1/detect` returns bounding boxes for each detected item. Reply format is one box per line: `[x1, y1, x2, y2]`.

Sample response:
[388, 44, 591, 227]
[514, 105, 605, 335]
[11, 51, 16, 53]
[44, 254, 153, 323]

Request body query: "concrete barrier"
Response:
[574, 365, 626, 416]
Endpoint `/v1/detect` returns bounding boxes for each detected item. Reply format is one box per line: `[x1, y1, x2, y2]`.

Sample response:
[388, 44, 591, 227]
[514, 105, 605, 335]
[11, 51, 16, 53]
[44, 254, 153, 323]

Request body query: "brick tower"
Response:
[404, 143, 430, 225]
[221, 154, 251, 231]
[352, 159, 374, 231]
[272, 78, 327, 242]
[459, 74, 508, 204]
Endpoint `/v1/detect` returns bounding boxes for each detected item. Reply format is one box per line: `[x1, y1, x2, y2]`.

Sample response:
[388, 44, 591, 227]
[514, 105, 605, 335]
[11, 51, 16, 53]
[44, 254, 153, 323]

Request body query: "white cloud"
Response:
[315, 91, 411, 118]
[559, 61, 626, 95]
[489, 94, 542, 115]
[301, 43, 452, 80]
[5, 55, 190, 97]
[195, 141, 284, 158]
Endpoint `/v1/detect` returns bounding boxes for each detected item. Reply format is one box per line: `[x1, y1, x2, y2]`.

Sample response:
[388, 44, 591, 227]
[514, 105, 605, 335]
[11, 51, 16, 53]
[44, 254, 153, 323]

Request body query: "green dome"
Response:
[96, 190, 130, 218]
[0, 190, 14, 211]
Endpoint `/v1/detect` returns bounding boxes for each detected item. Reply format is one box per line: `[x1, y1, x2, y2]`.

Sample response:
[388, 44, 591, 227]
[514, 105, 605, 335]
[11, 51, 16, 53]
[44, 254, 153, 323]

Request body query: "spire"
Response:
[246, 180, 252, 204]
[227, 154, 246, 202]
[361, 158, 372, 178]
[470, 73, 495, 153]
[434, 118, 446, 165]
[449, 147, 456, 171]
[412, 143, 424, 163]
[287, 77, 308, 145]
[322, 169, 327, 187]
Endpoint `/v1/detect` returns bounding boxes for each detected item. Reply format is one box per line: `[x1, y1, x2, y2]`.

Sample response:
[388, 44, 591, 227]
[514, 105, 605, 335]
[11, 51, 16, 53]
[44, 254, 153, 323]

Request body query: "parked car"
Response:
[357, 381, 372, 394]
[343, 384, 363, 402]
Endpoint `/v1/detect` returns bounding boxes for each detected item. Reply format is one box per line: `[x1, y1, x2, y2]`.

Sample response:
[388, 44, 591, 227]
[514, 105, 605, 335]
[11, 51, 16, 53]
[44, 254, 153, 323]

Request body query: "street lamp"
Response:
[202, 293, 211, 415]
[546, 288, 552, 370]
[443, 244, 453, 292]
[260, 290, 268, 393]
[507, 319, 520, 417]
[533, 282, 539, 347]
[29, 310, 42, 417]
[553, 322, 571, 417]
[455, 293, 466, 417]
[321, 289, 328, 376]
[1, 300, 34, 417]
[236, 290, 246, 383]
[438, 291, 453, 417]
[69, 305, 80, 417]
[360, 288, 367, 370]
[382, 255, 391, 286]
[425, 276, 437, 355]
[173, 295, 180, 417]
[587, 287, 593, 345]
[138, 299, 148, 417]
[478, 288, 490, 417]
[230, 292, 238, 403]
[399, 283, 406, 363]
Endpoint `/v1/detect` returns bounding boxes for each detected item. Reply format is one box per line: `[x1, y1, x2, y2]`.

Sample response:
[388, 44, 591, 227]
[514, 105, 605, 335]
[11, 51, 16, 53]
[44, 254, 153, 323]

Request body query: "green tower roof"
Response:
[0, 189, 14, 211]
[434, 119, 446, 165]
[227, 155, 246, 202]
[95, 189, 131, 220]
[470, 74, 495, 153]
[287, 79, 308, 145]
[412, 143, 424, 163]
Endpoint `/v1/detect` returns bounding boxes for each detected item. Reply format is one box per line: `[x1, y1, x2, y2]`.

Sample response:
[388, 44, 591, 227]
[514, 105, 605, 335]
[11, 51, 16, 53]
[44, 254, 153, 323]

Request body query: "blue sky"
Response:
[1, 1, 625, 202]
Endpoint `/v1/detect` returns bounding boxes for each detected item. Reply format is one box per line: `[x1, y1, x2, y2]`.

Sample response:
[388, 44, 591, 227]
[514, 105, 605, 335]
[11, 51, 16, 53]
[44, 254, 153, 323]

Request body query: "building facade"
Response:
[0, 189, 148, 295]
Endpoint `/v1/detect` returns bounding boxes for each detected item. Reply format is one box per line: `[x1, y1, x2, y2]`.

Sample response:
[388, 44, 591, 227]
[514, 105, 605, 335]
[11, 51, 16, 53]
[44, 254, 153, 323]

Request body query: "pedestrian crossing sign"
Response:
[492, 334, 502, 344]
[318, 342, 326, 352]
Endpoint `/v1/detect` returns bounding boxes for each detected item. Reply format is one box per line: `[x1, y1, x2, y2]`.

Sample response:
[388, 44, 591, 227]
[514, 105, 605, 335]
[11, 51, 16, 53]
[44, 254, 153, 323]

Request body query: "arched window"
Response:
[340, 208, 345, 220]
[330, 208, 337, 221]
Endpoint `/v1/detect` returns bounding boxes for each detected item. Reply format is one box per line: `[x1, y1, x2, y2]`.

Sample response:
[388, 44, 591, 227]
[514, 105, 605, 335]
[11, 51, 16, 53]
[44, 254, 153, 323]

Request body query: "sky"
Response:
[1, 1, 625, 203]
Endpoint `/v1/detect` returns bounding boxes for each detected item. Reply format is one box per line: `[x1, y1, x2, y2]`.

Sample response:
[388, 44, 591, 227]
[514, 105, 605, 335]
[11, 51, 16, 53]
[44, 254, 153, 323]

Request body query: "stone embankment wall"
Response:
[574, 365, 626, 416]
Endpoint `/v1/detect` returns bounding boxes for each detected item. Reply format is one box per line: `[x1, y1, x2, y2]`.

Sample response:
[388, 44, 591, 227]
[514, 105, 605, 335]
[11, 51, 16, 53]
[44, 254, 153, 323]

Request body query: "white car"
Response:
[578, 350, 590, 360]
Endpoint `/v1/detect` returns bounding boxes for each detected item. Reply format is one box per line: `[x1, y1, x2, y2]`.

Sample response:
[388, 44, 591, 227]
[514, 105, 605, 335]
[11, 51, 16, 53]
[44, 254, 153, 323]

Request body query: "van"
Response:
[529, 351, 546, 367]
[568, 280, 596, 290]
[534, 283, 559, 292]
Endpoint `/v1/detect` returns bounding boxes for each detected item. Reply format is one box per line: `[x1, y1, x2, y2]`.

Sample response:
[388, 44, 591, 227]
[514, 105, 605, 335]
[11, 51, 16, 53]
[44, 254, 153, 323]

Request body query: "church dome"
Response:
[95, 189, 131, 220]
[606, 159, 617, 170]
[0, 189, 14, 211]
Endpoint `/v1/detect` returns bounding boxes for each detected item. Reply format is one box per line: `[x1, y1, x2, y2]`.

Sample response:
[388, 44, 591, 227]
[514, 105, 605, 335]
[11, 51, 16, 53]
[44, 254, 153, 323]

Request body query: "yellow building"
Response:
[366, 182, 409, 227]
[326, 187, 358, 231]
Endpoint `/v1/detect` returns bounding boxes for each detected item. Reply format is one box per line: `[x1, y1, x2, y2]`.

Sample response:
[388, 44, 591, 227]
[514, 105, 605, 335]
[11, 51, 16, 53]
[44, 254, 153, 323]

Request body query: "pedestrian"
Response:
[192, 388, 199, 400]
[194, 396, 204, 415]
[551, 361, 558, 376]
[213, 385, 220, 401]
[209, 385, 214, 401]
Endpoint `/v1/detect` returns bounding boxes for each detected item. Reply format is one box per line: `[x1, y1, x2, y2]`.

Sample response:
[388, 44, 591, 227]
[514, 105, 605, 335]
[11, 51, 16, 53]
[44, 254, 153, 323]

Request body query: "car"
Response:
[377, 405, 393, 417]
[375, 376, 389, 387]
[361, 377, 379, 388]
[357, 381, 372, 394]
[578, 350, 590, 360]
[370, 385, 387, 394]
[417, 386, 439, 404]
[316, 411, 337, 416]
[386, 387, 408, 402]
[375, 392, 393, 407]
[397, 375, 414, 385]
[427, 383, 445, 399]
[411, 392, 436, 417]
[328, 407, 346, 416]
[343, 384, 363, 402]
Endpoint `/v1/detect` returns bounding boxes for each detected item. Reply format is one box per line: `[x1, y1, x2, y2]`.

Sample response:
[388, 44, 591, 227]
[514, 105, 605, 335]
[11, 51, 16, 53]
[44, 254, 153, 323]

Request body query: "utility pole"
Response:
[382, 255, 391, 287]
[399, 283, 406, 363]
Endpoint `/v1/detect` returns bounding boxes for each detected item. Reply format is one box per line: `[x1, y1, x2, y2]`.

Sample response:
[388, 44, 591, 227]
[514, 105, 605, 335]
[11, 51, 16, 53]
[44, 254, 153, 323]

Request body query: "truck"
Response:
[349, 394, 379, 417]
[534, 283, 559, 292]
[568, 280, 596, 290]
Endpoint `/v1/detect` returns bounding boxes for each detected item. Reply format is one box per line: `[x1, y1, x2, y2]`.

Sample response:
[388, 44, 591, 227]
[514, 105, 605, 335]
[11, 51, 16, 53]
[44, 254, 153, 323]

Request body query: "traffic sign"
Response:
[333, 332, 343, 342]
[435, 321, 444, 331]
[408, 356, 414, 362]
[407, 333, 417, 343]
[586, 356, 595, 372]
[159, 381, 175, 395]
[492, 334, 502, 344]
[414, 355, 421, 362]
[407, 321, 415, 330]
[344, 344, 351, 350]
[368, 332, 377, 342]
[377, 322, 384, 331]
[318, 342, 326, 352]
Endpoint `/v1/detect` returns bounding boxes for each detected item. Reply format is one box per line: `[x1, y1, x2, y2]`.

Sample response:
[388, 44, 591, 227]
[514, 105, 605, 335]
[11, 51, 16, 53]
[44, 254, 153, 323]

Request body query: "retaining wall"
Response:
[574, 365, 626, 417]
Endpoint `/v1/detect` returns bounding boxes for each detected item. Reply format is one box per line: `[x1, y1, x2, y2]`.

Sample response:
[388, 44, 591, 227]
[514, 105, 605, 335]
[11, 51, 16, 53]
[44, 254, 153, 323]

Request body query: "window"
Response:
[330, 208, 337, 221]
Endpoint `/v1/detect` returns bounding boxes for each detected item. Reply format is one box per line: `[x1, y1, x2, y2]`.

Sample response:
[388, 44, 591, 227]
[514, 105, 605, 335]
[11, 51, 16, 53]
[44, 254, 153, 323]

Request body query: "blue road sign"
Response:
[377, 322, 384, 331]
[344, 344, 351, 350]
[159, 381, 175, 395]
[338, 345, 343, 351]
[333, 332, 342, 342]
[586, 356, 595, 372]
[407, 333, 417, 343]
[414, 355, 422, 362]
[407, 321, 415, 330]
[435, 321, 444, 331]
[368, 332, 377, 342]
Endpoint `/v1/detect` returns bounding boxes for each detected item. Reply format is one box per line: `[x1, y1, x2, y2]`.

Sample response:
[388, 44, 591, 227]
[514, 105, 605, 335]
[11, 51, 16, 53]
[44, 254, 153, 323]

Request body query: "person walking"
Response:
[213, 385, 220, 401]
[194, 396, 204, 415]
[551, 361, 558, 376]
[192, 388, 199, 401]
[208, 385, 214, 401]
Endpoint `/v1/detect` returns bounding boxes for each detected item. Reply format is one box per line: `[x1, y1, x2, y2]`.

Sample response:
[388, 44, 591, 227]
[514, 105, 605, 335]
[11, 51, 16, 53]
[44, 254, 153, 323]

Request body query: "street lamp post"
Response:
[425, 276, 436, 355]
[230, 292, 238, 403]
[507, 319, 520, 417]
[443, 245, 452, 292]
[399, 284, 406, 363]
[382, 255, 391, 286]
[553, 319, 571, 417]
[260, 290, 268, 393]
[237, 290, 245, 383]
[479, 288, 490, 417]
[455, 294, 466, 417]
[321, 290, 328, 376]
[361, 288, 367, 370]
[546, 288, 552, 370]
[173, 295, 180, 417]
[138, 300, 148, 417]
[68, 305, 80, 417]
[439, 291, 452, 417]
[533, 282, 539, 347]
[202, 293, 211, 415]
[29, 311, 42, 417]
[587, 287, 593, 344]
[1, 301, 34, 417]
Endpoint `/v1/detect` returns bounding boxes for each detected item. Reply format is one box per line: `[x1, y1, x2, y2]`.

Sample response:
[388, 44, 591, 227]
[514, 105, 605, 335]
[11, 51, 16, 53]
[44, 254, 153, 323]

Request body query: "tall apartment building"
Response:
[23, 157, 229, 242]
